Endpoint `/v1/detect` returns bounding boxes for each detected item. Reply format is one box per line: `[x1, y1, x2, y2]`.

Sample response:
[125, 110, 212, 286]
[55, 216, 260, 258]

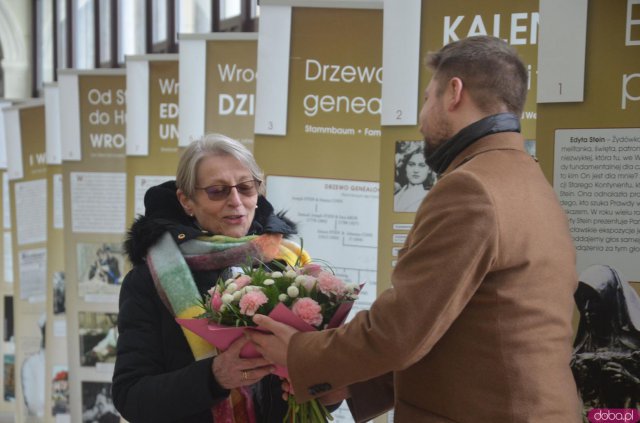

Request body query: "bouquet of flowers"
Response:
[178, 259, 361, 422]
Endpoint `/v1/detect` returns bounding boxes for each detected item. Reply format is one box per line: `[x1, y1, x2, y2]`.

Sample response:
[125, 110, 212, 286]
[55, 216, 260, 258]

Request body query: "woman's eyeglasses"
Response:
[195, 179, 261, 201]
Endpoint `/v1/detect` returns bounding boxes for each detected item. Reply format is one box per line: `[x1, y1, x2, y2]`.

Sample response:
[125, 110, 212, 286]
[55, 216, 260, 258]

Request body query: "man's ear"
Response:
[176, 189, 193, 216]
[447, 77, 464, 111]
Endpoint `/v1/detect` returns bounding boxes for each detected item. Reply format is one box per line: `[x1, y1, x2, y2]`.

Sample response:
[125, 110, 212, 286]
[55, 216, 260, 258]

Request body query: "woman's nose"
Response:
[226, 187, 242, 205]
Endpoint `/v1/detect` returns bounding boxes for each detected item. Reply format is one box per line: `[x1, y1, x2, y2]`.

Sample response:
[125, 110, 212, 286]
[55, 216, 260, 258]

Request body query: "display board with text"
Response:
[179, 33, 258, 149]
[58, 70, 126, 423]
[254, 2, 383, 421]
[126, 55, 180, 236]
[5, 101, 48, 423]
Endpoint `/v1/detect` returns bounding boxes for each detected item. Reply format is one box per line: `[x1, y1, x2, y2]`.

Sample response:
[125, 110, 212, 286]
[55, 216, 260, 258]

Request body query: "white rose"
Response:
[287, 285, 299, 298]
[221, 294, 234, 304]
[225, 283, 238, 293]
[263, 279, 275, 286]
[285, 270, 297, 279]
[233, 291, 242, 301]
[278, 293, 288, 302]
[271, 271, 283, 278]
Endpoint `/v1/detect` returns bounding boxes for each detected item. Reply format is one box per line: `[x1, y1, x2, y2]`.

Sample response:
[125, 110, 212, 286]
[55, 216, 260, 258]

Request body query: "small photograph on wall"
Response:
[51, 366, 70, 415]
[394, 140, 437, 213]
[52, 271, 65, 314]
[77, 242, 124, 298]
[78, 312, 118, 367]
[3, 354, 14, 402]
[81, 381, 119, 423]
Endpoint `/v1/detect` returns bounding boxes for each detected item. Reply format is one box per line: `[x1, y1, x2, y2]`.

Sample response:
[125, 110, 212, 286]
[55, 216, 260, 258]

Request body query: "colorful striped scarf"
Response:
[147, 231, 309, 422]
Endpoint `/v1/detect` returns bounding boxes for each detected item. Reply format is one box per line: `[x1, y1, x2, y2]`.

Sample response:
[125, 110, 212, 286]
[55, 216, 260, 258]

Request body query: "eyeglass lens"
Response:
[202, 180, 260, 200]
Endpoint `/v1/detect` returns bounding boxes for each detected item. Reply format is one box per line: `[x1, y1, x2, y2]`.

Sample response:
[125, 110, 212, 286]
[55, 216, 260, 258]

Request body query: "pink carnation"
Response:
[292, 298, 323, 327]
[211, 292, 223, 311]
[300, 263, 323, 277]
[317, 271, 346, 297]
[235, 275, 252, 289]
[239, 290, 268, 316]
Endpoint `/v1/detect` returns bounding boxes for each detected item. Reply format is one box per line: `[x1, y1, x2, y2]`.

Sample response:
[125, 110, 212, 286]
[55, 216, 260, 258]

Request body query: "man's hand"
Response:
[246, 314, 298, 367]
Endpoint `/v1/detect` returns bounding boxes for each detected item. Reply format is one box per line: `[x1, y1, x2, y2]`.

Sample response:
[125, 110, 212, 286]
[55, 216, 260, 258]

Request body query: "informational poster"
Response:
[70, 172, 126, 234]
[266, 176, 379, 315]
[554, 128, 640, 280]
[44, 81, 70, 423]
[14, 179, 47, 246]
[536, 0, 639, 417]
[377, 0, 541, 304]
[255, 3, 383, 422]
[5, 101, 48, 423]
[125, 55, 179, 234]
[537, 0, 639, 281]
[255, 4, 383, 180]
[58, 69, 126, 423]
[179, 34, 258, 149]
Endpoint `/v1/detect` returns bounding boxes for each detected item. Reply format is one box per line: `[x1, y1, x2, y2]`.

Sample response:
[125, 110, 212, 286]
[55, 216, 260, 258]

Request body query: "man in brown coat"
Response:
[249, 36, 581, 422]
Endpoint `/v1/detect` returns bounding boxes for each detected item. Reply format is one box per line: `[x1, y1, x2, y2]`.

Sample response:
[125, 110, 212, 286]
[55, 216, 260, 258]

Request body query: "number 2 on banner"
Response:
[396, 109, 403, 120]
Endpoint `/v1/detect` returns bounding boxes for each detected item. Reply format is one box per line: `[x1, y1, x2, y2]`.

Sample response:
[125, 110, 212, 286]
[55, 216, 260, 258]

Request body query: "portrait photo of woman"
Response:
[394, 140, 437, 213]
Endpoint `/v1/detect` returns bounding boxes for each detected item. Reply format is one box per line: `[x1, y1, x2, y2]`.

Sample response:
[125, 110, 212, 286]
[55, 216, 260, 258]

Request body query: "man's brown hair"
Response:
[426, 36, 528, 116]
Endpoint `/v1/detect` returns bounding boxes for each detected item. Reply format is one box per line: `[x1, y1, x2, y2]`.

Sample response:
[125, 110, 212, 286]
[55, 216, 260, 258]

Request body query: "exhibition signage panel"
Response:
[44, 83, 70, 420]
[5, 101, 48, 422]
[377, 0, 541, 295]
[58, 69, 126, 423]
[255, 3, 383, 421]
[125, 55, 179, 229]
[179, 33, 258, 149]
[537, 0, 640, 282]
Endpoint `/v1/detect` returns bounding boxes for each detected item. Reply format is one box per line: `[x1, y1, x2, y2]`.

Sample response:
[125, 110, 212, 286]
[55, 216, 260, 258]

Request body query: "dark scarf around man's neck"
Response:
[425, 112, 521, 175]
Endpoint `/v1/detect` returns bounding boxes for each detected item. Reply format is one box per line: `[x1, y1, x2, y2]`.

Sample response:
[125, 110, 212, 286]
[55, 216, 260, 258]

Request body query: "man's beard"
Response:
[422, 123, 453, 162]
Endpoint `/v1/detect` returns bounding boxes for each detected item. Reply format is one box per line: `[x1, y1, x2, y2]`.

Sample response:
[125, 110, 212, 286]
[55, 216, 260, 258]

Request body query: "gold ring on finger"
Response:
[242, 370, 249, 381]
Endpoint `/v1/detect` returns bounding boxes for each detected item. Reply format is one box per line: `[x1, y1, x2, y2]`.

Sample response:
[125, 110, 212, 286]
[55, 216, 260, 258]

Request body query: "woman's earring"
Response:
[255, 205, 258, 209]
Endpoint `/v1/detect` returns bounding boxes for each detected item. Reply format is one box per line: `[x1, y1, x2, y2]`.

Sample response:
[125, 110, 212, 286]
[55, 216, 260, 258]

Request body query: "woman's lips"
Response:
[224, 215, 245, 224]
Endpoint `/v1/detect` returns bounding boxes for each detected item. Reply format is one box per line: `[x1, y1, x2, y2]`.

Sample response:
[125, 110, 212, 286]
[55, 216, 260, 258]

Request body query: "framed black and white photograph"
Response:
[81, 381, 119, 423]
[394, 140, 437, 213]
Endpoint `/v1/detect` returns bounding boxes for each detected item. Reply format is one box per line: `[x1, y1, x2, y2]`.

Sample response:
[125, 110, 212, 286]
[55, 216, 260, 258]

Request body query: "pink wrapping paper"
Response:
[177, 301, 354, 378]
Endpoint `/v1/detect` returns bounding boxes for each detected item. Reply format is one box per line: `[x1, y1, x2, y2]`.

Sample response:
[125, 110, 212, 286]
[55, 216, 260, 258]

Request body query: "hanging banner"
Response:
[58, 69, 126, 423]
[125, 55, 180, 233]
[377, 0, 540, 290]
[179, 33, 258, 149]
[43, 83, 70, 421]
[538, 0, 639, 282]
[5, 100, 48, 423]
[255, 3, 382, 422]
[537, 1, 640, 416]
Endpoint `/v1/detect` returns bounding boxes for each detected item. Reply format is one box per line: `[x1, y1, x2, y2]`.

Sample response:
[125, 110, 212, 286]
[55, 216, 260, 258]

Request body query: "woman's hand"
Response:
[211, 336, 274, 389]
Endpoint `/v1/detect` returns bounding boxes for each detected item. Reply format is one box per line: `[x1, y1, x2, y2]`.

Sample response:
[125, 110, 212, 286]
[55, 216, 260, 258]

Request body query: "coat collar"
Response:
[443, 131, 526, 176]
